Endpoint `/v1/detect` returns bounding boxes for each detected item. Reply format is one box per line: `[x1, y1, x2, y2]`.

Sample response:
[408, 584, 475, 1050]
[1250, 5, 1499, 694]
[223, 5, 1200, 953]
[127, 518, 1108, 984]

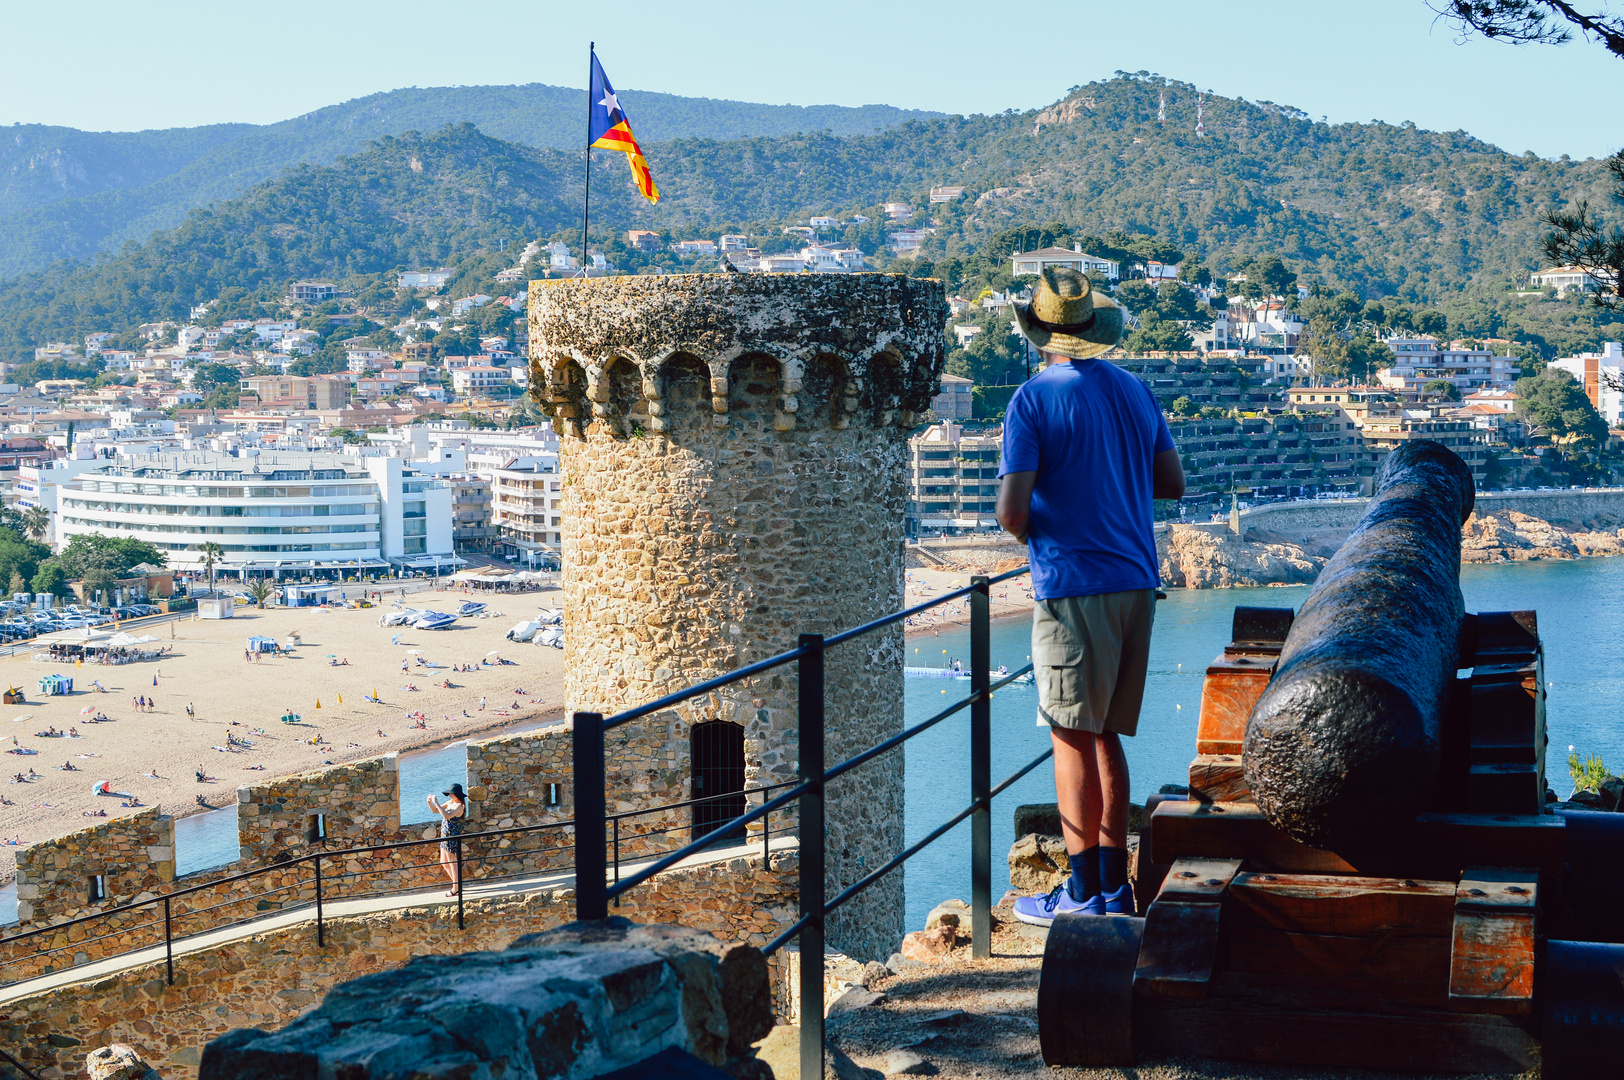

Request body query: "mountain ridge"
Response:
[0, 83, 945, 276]
[1, 75, 1618, 362]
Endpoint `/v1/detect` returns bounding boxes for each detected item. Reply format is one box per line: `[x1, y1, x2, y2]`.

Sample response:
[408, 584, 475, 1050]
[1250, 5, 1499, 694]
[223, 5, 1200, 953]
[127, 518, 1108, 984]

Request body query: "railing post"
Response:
[797, 634, 825, 1080]
[970, 575, 992, 960]
[456, 833, 465, 930]
[573, 711, 608, 921]
[163, 895, 174, 985]
[313, 854, 324, 948]
[612, 816, 621, 909]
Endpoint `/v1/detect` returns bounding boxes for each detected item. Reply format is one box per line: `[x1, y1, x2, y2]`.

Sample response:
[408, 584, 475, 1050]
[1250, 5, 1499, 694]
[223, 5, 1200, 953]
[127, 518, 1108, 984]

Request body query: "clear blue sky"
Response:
[4, 0, 1620, 160]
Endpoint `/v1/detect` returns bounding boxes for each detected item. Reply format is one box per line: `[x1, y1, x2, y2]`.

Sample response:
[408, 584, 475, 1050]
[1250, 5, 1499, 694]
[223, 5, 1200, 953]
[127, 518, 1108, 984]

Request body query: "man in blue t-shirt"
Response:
[996, 267, 1185, 925]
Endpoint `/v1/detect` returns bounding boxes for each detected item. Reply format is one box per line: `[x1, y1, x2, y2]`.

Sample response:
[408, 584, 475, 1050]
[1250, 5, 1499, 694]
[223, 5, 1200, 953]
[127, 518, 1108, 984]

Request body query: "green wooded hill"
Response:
[0, 84, 942, 277]
[2, 75, 1617, 361]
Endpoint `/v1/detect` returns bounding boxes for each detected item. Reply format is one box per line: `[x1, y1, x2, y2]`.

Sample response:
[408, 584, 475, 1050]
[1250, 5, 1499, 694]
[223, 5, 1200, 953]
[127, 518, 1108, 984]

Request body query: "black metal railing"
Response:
[0, 781, 786, 993]
[572, 570, 1038, 1080]
[0, 1046, 43, 1080]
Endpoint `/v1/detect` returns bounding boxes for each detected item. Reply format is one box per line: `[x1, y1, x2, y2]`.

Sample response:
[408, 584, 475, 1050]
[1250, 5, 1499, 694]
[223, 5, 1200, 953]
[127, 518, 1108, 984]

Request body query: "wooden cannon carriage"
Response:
[1038, 444, 1624, 1076]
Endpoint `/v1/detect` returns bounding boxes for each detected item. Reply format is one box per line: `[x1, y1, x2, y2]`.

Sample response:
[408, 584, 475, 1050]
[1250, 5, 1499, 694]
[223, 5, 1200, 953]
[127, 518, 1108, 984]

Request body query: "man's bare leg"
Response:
[1093, 731, 1130, 849]
[1050, 727, 1102, 856]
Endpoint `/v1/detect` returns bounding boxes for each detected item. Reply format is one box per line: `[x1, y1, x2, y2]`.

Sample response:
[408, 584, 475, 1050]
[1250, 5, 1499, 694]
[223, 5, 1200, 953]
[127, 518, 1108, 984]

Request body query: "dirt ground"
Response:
[0, 588, 568, 879]
[813, 899, 1536, 1080]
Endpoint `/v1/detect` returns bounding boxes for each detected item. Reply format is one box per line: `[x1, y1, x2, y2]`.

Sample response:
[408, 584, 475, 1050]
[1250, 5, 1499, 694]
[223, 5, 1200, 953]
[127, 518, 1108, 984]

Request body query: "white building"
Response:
[451, 366, 512, 396]
[1550, 341, 1624, 425]
[719, 235, 748, 252]
[1010, 245, 1121, 282]
[548, 242, 578, 271]
[398, 268, 455, 289]
[674, 239, 718, 256]
[451, 294, 492, 316]
[1376, 337, 1519, 394]
[490, 456, 562, 564]
[55, 451, 456, 576]
[1531, 266, 1613, 295]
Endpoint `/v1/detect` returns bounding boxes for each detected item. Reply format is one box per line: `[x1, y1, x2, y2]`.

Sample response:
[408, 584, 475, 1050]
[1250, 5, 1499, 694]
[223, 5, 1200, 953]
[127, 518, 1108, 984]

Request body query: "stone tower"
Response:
[529, 274, 946, 959]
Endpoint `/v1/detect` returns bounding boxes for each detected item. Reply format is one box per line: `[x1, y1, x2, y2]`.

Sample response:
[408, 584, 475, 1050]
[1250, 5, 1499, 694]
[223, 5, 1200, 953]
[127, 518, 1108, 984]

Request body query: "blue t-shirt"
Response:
[998, 359, 1174, 600]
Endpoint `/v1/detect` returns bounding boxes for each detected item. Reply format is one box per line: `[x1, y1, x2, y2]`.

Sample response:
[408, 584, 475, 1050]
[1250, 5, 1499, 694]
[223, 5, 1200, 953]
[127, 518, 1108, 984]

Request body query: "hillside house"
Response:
[399, 268, 455, 289]
[627, 230, 662, 252]
[1010, 245, 1121, 282]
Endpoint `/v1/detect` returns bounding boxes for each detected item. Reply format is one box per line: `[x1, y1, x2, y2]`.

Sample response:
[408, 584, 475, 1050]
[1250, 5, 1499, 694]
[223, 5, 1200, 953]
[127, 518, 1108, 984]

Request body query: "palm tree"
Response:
[22, 506, 51, 544]
[247, 579, 273, 609]
[195, 542, 224, 596]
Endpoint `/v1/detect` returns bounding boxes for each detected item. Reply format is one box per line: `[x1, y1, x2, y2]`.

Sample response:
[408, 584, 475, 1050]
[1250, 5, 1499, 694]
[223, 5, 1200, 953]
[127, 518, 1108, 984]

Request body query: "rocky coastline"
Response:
[1159, 505, 1624, 589]
[911, 505, 1624, 593]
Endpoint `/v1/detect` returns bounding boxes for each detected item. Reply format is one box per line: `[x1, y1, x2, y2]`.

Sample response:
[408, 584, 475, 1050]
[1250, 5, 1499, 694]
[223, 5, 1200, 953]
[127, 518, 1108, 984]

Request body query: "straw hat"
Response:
[1012, 267, 1124, 360]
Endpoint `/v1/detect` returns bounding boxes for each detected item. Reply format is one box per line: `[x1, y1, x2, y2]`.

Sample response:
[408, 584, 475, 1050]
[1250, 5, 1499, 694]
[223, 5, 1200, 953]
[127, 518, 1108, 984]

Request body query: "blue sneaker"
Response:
[1099, 883, 1135, 915]
[1013, 884, 1093, 927]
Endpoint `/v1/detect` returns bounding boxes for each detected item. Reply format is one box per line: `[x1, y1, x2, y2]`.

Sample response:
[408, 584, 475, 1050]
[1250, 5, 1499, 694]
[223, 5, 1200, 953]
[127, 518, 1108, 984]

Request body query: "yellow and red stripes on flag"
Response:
[591, 120, 659, 204]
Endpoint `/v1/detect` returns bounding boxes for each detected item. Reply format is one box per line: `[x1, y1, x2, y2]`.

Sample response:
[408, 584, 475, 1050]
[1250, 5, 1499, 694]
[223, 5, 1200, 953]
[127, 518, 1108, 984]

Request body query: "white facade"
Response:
[54, 451, 455, 574]
[1010, 245, 1121, 282]
[1531, 266, 1613, 295]
[1550, 341, 1624, 425]
[399, 269, 455, 289]
[1376, 337, 1519, 393]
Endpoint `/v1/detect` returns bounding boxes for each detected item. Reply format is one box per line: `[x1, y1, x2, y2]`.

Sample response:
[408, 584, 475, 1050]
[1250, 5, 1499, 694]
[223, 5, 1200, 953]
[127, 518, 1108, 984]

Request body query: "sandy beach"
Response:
[903, 567, 1035, 637]
[1, 589, 568, 881]
[0, 571, 1034, 884]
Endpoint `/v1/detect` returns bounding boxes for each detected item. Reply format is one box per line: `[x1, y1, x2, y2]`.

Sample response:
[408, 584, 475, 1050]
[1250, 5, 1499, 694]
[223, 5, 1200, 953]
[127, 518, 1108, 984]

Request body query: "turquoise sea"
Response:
[4, 558, 1621, 931]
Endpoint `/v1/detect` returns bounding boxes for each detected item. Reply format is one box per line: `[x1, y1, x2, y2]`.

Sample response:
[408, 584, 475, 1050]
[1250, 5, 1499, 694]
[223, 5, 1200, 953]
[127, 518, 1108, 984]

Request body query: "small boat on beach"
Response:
[412, 611, 458, 631]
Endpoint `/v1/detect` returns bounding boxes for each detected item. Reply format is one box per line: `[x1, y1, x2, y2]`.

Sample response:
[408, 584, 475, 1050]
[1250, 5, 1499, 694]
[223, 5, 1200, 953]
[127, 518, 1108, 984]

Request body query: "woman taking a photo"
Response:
[427, 783, 467, 896]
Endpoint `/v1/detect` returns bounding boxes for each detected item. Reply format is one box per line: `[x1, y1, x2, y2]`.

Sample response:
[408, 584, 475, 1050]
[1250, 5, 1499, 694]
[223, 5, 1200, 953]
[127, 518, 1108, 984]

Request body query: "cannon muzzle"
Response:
[1242, 439, 1475, 849]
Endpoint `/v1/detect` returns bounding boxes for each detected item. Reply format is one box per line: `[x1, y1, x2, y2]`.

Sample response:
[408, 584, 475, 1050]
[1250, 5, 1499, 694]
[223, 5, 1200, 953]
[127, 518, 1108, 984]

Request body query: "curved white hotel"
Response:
[56, 451, 456, 575]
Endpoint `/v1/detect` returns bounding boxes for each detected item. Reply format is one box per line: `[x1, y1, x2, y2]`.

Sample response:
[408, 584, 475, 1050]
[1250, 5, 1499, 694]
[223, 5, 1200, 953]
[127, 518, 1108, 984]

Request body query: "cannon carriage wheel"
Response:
[1037, 913, 1143, 1066]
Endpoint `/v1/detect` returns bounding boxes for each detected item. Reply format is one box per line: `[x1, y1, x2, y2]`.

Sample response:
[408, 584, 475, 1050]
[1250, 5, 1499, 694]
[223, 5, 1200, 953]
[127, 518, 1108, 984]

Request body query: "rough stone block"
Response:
[199, 920, 773, 1080]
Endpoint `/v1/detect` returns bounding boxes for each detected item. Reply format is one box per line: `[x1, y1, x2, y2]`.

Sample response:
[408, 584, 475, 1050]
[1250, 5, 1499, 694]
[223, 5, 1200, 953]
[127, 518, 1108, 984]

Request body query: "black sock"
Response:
[1067, 847, 1100, 901]
[1099, 846, 1129, 893]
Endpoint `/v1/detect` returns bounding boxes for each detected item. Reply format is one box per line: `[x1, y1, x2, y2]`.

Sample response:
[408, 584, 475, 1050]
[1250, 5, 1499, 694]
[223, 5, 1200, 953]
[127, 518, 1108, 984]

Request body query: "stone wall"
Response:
[531, 274, 946, 961]
[0, 849, 797, 1080]
[238, 753, 401, 865]
[13, 808, 174, 925]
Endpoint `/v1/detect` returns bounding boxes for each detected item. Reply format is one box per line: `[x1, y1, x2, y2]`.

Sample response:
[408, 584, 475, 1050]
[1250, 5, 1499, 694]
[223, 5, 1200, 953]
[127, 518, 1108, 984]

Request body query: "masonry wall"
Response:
[0, 849, 798, 1080]
[13, 808, 174, 925]
[531, 274, 945, 961]
[237, 754, 401, 864]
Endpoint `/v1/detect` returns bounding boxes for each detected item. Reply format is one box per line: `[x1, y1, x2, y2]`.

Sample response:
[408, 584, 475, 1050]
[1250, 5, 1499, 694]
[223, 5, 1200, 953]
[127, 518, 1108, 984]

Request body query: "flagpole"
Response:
[579, 42, 594, 277]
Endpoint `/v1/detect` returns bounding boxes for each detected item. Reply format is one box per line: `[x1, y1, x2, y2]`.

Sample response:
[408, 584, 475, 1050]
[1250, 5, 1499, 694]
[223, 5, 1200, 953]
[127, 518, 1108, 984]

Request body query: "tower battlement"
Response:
[528, 274, 946, 438]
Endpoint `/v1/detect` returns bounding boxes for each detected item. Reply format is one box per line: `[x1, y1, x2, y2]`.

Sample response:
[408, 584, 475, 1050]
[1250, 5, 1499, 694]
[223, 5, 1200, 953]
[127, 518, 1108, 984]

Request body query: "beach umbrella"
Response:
[337, 693, 342, 704]
[315, 699, 321, 709]
[80, 706, 93, 715]
[152, 676, 157, 686]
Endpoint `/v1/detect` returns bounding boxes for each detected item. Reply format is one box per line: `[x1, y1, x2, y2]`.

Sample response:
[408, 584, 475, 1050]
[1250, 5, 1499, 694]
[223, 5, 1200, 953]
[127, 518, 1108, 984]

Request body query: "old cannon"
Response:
[1038, 441, 1624, 1076]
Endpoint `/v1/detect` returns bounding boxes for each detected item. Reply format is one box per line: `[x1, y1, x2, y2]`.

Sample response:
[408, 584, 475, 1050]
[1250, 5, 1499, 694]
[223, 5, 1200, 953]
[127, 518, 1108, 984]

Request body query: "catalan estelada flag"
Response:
[589, 51, 659, 204]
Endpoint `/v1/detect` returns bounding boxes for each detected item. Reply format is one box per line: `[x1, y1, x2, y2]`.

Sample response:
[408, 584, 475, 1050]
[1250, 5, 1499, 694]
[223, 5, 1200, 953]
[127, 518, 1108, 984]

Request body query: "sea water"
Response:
[5, 560, 1618, 930]
[898, 557, 1624, 931]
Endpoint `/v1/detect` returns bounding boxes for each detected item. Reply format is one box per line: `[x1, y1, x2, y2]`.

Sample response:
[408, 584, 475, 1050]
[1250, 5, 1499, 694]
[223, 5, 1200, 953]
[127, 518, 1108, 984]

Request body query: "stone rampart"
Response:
[531, 274, 945, 960]
[238, 753, 401, 865]
[0, 849, 798, 1080]
[13, 808, 174, 926]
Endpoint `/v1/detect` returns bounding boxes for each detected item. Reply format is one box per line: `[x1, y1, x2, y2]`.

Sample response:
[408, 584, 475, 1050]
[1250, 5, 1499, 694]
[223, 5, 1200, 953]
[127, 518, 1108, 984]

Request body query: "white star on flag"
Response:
[599, 91, 621, 117]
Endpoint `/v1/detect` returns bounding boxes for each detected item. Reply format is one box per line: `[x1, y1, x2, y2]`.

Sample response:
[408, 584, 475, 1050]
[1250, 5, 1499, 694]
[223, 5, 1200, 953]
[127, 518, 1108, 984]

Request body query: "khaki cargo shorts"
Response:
[1032, 589, 1156, 735]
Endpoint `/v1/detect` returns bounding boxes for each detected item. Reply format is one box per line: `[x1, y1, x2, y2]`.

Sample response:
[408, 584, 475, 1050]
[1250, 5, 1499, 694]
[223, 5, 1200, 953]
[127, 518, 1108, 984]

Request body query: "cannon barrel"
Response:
[1242, 440, 1475, 849]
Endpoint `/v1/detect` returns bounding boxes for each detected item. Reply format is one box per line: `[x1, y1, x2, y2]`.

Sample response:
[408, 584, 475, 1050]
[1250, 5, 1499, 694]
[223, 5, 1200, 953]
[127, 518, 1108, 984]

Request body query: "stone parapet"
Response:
[237, 753, 401, 865]
[1, 849, 796, 1080]
[13, 807, 174, 926]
